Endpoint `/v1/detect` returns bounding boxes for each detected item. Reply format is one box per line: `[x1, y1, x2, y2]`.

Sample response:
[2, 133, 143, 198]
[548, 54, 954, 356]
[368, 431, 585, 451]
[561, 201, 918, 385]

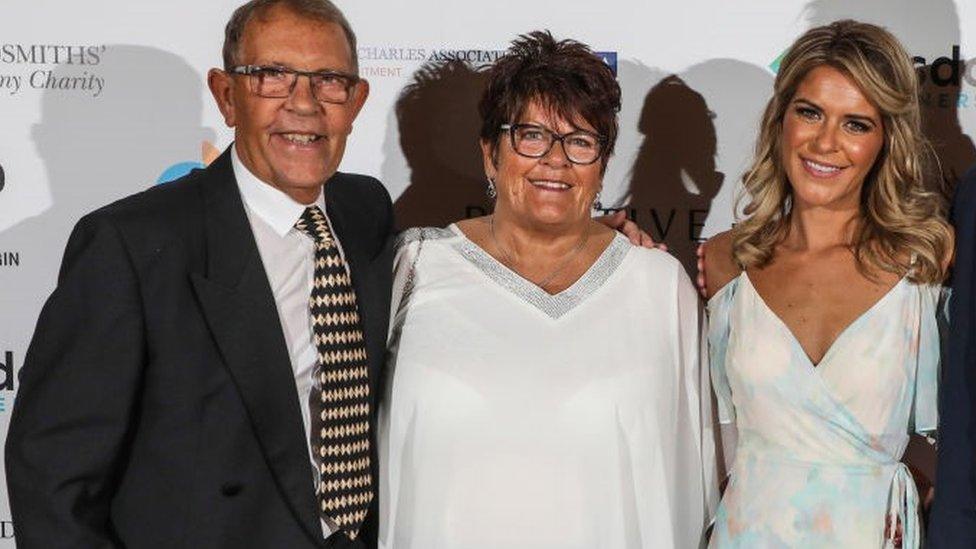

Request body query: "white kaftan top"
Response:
[708, 272, 946, 548]
[379, 225, 718, 549]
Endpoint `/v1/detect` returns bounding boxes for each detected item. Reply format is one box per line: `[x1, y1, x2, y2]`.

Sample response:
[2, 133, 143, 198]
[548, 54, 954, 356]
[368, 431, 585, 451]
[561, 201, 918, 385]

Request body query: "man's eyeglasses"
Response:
[501, 123, 605, 165]
[229, 65, 360, 104]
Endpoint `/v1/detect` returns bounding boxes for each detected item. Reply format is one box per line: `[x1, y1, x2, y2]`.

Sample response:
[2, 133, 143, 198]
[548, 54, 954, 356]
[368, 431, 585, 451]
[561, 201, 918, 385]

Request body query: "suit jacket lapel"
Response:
[189, 150, 323, 544]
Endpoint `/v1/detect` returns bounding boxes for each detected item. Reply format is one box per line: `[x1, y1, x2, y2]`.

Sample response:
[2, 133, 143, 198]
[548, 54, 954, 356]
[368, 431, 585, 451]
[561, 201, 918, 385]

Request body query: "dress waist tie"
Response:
[885, 462, 920, 549]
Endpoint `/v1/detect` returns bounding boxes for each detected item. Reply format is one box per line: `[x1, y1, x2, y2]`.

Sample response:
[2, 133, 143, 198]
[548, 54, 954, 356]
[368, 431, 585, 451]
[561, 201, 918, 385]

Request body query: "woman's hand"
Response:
[884, 515, 903, 548]
[696, 243, 708, 297]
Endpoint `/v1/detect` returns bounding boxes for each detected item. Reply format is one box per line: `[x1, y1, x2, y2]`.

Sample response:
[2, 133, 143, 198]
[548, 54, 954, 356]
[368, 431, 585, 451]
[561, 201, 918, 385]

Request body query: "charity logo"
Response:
[595, 52, 618, 76]
[156, 141, 222, 184]
[0, 350, 16, 413]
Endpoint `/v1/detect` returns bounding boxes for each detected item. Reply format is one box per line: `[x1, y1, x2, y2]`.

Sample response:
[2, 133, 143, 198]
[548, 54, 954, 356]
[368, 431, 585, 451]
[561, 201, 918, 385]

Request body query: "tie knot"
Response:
[295, 206, 334, 247]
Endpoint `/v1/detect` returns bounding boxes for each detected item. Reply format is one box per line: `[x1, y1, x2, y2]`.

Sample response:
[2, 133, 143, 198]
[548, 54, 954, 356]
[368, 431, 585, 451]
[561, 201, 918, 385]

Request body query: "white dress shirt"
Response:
[231, 146, 347, 537]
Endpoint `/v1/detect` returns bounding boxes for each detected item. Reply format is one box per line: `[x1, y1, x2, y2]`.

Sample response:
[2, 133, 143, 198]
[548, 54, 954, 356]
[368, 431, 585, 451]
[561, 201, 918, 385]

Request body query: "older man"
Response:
[5, 1, 388, 547]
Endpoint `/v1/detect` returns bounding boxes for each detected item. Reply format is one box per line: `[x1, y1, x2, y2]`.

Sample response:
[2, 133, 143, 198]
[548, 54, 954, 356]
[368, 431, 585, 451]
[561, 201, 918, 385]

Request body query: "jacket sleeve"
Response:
[928, 172, 976, 548]
[5, 212, 146, 548]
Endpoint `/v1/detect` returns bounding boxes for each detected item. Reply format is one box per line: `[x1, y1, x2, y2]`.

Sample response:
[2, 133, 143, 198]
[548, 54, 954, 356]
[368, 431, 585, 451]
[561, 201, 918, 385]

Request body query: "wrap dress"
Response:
[708, 272, 944, 548]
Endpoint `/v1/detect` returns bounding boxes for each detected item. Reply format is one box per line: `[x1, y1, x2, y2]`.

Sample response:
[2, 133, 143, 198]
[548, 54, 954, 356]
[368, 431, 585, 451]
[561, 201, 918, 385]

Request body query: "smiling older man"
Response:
[5, 1, 390, 547]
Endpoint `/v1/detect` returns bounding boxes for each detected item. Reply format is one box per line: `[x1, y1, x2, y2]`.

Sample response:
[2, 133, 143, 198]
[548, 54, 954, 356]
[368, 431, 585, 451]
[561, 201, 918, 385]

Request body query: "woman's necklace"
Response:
[489, 215, 590, 290]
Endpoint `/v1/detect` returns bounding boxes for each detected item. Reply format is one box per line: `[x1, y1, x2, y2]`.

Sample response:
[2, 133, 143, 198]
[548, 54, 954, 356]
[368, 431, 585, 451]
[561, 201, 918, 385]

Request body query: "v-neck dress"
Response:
[378, 225, 719, 549]
[707, 272, 946, 548]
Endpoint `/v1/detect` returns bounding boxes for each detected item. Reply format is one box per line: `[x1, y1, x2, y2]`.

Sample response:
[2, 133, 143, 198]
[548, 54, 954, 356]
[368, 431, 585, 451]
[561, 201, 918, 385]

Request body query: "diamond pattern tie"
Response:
[294, 205, 373, 539]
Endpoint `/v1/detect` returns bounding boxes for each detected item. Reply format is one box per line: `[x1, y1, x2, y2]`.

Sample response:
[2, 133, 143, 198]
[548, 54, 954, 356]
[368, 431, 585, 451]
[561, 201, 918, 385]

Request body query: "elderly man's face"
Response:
[209, 5, 368, 203]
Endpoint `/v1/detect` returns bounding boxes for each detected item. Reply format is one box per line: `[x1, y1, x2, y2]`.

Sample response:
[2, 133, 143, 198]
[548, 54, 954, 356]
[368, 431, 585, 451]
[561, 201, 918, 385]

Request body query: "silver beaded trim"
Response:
[452, 232, 631, 319]
[395, 226, 455, 249]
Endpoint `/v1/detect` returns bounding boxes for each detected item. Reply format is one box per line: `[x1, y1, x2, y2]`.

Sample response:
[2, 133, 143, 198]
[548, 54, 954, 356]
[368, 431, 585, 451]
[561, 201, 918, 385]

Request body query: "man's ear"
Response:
[208, 68, 237, 128]
[347, 77, 370, 125]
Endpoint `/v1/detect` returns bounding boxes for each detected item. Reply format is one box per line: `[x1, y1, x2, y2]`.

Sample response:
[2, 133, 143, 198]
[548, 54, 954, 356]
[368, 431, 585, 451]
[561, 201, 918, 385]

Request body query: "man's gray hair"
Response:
[222, 0, 358, 72]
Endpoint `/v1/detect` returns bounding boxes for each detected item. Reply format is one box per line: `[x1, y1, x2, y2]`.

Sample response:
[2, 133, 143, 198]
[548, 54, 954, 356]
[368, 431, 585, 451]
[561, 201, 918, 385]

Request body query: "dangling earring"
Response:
[486, 176, 497, 199]
[592, 191, 603, 211]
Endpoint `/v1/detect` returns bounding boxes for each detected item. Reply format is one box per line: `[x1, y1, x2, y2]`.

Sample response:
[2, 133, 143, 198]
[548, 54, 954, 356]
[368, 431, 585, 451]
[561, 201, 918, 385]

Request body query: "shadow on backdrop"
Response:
[605, 59, 771, 275]
[0, 45, 213, 345]
[390, 59, 491, 229]
[623, 76, 723, 273]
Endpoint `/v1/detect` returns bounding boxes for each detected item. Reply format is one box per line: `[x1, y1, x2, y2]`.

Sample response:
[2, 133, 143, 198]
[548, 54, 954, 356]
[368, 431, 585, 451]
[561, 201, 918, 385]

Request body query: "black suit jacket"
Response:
[929, 167, 976, 548]
[5, 149, 394, 549]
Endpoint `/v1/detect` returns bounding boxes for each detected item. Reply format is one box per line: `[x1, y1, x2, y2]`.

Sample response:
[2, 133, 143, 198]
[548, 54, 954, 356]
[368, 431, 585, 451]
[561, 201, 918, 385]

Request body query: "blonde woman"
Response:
[701, 20, 953, 547]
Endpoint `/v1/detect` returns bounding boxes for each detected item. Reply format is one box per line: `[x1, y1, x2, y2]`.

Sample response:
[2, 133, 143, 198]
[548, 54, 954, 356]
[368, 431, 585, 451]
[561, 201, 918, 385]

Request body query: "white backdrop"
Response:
[1, 0, 975, 544]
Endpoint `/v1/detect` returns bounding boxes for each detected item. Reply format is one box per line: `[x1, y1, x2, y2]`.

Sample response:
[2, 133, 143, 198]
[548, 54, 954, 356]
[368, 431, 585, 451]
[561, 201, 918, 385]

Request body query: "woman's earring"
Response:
[486, 176, 497, 199]
[593, 191, 603, 211]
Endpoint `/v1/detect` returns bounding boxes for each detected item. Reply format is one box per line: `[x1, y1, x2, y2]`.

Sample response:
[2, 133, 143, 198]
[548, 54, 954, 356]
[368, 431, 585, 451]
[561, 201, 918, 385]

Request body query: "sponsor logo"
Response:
[0, 521, 12, 539]
[0, 43, 106, 97]
[0, 160, 5, 192]
[357, 45, 619, 77]
[599, 207, 709, 243]
[0, 351, 16, 414]
[595, 52, 618, 76]
[0, 252, 19, 267]
[357, 46, 504, 78]
[769, 50, 786, 74]
[914, 46, 976, 110]
[0, 44, 103, 65]
[770, 44, 975, 109]
[914, 46, 974, 86]
[156, 141, 221, 185]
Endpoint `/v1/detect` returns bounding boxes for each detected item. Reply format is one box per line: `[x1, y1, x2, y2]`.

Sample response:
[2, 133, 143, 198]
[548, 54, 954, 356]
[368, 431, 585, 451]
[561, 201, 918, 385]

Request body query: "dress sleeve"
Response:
[389, 228, 423, 338]
[911, 284, 949, 437]
[707, 278, 739, 425]
[672, 263, 720, 540]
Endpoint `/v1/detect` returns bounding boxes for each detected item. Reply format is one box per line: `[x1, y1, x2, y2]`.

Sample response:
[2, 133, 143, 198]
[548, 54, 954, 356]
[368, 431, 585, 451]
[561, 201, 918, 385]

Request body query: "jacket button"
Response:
[220, 483, 243, 497]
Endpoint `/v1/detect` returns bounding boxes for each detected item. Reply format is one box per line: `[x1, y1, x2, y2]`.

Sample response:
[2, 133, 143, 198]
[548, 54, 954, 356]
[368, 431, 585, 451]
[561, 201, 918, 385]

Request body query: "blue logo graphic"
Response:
[769, 49, 787, 74]
[596, 52, 618, 76]
[157, 161, 205, 185]
[0, 395, 6, 413]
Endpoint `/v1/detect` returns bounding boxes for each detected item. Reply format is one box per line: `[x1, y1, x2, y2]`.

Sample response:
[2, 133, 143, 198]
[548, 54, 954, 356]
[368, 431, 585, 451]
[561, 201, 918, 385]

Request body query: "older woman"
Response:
[701, 21, 954, 547]
[379, 31, 717, 548]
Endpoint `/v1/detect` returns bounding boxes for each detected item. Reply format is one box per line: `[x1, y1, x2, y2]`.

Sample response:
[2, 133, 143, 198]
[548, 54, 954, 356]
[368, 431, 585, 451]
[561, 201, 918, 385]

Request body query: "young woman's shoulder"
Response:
[702, 230, 742, 299]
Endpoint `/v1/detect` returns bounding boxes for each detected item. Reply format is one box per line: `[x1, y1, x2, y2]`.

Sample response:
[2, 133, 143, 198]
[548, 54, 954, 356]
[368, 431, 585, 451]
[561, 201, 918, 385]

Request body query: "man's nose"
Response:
[285, 74, 320, 114]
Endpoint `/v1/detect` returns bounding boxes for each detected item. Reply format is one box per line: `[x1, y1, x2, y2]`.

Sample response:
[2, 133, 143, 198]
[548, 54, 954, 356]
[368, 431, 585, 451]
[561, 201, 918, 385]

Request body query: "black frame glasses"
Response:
[229, 65, 360, 104]
[501, 123, 606, 165]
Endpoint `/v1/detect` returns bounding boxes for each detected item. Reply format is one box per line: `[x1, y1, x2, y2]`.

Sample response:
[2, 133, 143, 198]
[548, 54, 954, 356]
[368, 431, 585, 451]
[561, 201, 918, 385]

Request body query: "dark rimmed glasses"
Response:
[501, 123, 605, 165]
[229, 65, 360, 104]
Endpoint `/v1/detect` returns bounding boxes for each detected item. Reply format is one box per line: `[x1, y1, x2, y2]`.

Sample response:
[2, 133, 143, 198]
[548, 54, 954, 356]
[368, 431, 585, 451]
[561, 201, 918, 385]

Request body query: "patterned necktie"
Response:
[294, 205, 373, 539]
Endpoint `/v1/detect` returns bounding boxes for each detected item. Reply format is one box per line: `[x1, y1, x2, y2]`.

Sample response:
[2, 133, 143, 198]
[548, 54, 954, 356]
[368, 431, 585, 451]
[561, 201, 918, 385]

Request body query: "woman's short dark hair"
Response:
[479, 31, 622, 171]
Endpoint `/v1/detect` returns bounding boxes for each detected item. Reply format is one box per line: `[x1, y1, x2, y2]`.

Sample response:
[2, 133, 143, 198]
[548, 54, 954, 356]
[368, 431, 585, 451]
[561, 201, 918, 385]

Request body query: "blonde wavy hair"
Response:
[733, 20, 952, 284]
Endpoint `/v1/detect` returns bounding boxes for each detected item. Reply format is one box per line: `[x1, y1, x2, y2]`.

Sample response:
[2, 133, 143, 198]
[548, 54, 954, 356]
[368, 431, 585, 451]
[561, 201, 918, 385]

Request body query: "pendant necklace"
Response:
[489, 215, 589, 290]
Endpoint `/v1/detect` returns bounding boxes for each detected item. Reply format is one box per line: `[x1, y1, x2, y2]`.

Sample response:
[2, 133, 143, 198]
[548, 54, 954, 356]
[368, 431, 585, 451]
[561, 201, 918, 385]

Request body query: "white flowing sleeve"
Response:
[706, 278, 740, 425]
[911, 284, 949, 438]
[674, 266, 720, 542]
[388, 228, 423, 341]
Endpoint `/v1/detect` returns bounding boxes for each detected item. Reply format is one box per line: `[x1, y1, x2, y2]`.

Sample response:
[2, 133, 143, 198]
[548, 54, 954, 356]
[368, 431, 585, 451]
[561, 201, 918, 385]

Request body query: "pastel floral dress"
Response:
[707, 272, 945, 548]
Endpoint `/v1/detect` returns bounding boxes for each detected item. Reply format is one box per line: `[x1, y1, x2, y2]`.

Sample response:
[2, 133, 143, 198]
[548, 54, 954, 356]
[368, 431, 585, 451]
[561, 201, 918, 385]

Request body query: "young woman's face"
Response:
[781, 65, 885, 211]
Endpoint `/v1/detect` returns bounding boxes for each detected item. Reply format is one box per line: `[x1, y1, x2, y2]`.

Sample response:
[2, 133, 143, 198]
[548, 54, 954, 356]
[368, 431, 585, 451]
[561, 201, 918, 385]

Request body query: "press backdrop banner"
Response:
[2, 0, 975, 543]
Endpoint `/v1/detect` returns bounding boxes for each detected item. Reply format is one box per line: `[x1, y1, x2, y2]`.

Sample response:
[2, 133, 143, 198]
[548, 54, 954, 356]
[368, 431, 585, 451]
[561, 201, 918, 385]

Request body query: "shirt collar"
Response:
[231, 144, 327, 238]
